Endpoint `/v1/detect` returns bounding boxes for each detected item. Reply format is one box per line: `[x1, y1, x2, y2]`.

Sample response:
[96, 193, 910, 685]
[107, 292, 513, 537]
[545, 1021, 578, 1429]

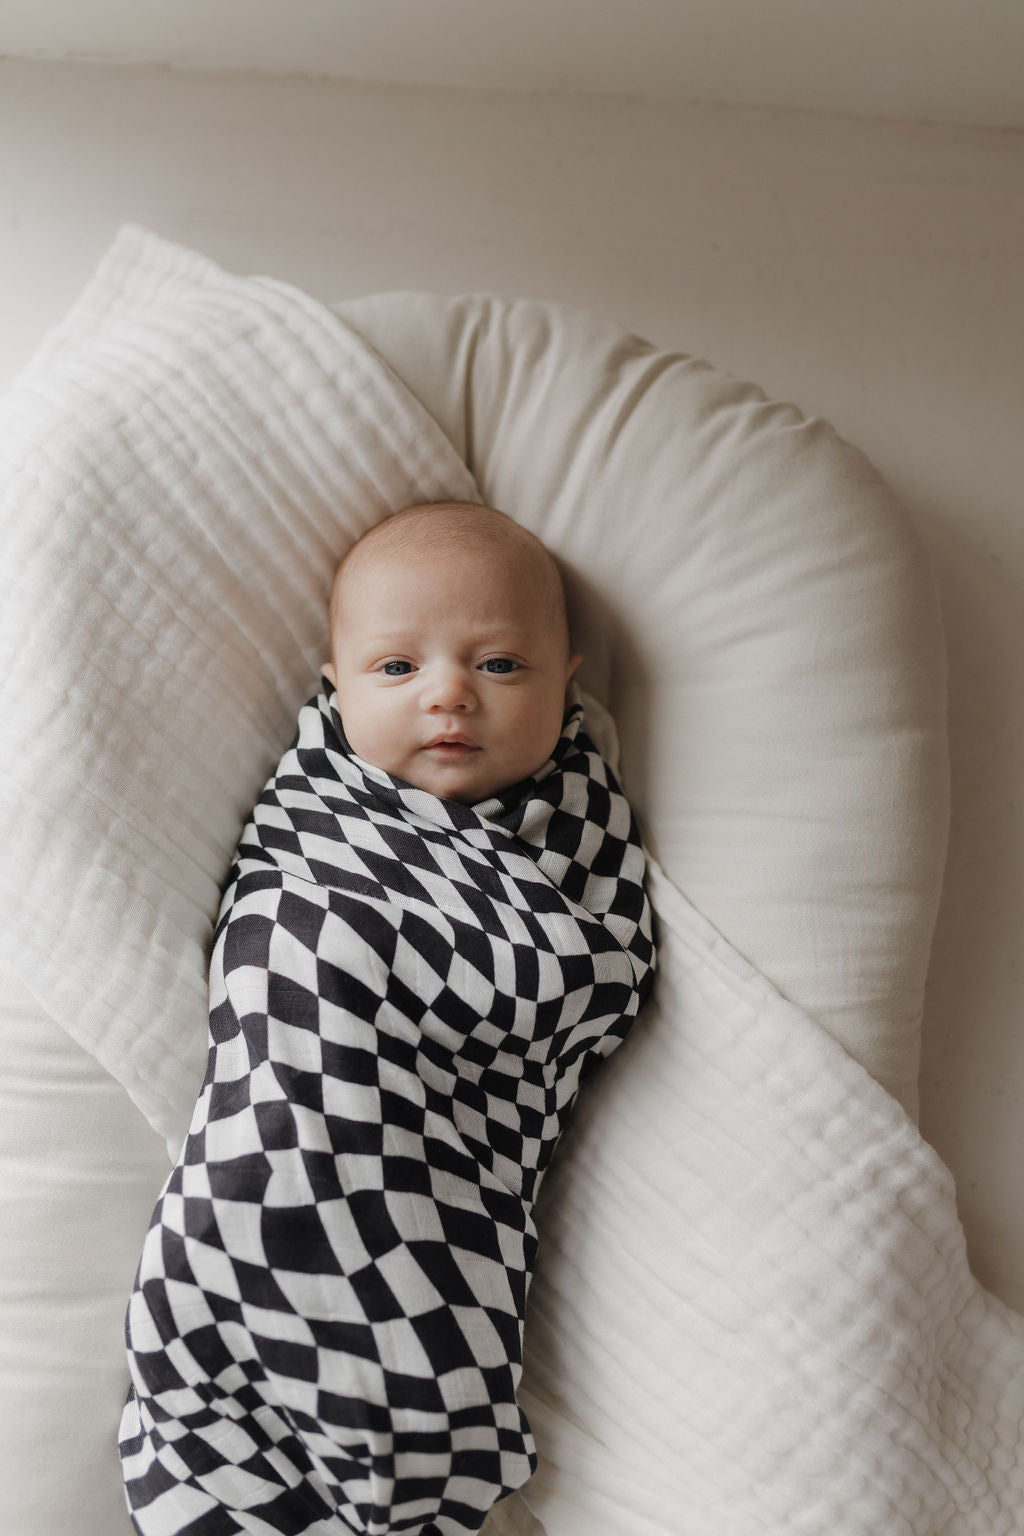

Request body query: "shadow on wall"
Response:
[916, 497, 1024, 1309]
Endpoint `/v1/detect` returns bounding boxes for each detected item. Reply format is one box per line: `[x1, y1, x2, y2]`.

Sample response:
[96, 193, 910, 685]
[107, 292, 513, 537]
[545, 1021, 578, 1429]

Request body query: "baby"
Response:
[322, 501, 582, 805]
[120, 501, 655, 1536]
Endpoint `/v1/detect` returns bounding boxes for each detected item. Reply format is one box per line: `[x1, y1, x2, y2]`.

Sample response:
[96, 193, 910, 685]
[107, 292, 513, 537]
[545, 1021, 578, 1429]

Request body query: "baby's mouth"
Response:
[424, 734, 481, 755]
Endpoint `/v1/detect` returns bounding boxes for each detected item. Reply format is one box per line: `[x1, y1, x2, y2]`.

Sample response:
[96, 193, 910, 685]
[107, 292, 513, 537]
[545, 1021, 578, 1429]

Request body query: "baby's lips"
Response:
[424, 733, 480, 749]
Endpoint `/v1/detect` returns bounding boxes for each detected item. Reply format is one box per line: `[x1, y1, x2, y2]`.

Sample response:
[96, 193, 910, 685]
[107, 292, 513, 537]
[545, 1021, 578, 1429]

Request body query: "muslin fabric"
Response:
[119, 682, 655, 1536]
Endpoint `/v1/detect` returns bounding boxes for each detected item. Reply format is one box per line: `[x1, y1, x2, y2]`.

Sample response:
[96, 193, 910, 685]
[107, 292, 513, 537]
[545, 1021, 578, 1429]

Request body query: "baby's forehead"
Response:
[340, 533, 539, 601]
[330, 510, 568, 641]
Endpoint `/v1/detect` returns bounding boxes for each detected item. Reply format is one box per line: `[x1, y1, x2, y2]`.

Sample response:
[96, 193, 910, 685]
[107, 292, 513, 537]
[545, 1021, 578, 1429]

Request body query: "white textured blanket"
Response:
[0, 231, 1021, 1535]
[516, 864, 1024, 1534]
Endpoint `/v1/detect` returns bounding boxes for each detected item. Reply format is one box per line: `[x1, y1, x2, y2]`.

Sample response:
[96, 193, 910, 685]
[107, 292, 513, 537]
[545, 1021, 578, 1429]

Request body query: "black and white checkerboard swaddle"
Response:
[119, 680, 655, 1536]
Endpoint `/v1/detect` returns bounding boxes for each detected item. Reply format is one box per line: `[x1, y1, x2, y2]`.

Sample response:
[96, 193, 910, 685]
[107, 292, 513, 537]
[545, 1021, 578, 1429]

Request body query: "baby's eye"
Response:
[380, 660, 414, 676]
[479, 657, 519, 674]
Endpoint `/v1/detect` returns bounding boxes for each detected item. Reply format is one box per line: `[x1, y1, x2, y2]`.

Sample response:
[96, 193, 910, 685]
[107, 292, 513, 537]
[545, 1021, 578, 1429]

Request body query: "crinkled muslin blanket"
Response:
[3, 230, 1024, 1536]
[119, 681, 656, 1535]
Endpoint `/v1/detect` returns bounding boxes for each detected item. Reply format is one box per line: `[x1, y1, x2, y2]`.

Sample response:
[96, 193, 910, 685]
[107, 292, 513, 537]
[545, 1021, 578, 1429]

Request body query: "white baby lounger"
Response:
[1, 227, 1003, 1536]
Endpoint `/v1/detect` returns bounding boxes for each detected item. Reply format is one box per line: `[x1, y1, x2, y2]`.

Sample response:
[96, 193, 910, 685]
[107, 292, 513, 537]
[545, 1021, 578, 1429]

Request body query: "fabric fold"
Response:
[0, 226, 479, 1148]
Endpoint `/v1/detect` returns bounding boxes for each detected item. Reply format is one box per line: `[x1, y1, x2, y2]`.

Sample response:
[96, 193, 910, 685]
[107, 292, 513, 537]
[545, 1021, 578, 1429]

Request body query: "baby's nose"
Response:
[424, 663, 476, 711]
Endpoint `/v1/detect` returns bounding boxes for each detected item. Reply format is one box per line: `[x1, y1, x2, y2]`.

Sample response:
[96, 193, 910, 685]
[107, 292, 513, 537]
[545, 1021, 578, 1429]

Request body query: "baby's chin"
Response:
[403, 767, 511, 805]
[401, 753, 547, 805]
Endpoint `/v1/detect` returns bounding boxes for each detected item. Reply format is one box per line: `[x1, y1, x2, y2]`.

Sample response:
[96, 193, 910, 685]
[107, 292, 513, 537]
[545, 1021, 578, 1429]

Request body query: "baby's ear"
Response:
[566, 652, 583, 683]
[321, 661, 337, 687]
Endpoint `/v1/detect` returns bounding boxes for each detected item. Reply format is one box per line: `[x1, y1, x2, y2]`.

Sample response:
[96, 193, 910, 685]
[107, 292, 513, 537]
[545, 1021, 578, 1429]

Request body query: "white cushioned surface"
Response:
[0, 231, 951, 1536]
[339, 290, 949, 1118]
[0, 968, 168, 1536]
[0, 230, 479, 1149]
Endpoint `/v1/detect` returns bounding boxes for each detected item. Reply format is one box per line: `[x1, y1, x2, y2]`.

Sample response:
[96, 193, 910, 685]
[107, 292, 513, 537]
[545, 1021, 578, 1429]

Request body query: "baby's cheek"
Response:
[337, 693, 392, 767]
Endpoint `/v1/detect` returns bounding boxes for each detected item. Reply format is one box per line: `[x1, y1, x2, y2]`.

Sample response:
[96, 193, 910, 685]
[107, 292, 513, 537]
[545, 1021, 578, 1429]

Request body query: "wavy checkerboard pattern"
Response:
[119, 686, 655, 1535]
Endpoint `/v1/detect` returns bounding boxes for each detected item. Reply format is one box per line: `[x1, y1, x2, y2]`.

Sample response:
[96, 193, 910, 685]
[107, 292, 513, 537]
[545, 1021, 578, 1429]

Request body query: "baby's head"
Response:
[322, 501, 581, 803]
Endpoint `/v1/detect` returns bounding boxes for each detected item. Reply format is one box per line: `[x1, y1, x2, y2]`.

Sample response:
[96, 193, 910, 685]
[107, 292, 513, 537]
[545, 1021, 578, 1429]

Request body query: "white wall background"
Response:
[1, 58, 1023, 1307]
[4, 0, 1024, 128]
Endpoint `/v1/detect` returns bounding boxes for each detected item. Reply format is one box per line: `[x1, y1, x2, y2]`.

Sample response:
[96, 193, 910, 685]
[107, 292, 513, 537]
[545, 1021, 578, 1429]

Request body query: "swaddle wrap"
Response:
[119, 680, 656, 1536]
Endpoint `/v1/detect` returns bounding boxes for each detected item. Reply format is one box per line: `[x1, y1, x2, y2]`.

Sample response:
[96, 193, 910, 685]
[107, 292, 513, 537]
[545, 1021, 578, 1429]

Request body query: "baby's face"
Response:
[324, 543, 580, 804]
